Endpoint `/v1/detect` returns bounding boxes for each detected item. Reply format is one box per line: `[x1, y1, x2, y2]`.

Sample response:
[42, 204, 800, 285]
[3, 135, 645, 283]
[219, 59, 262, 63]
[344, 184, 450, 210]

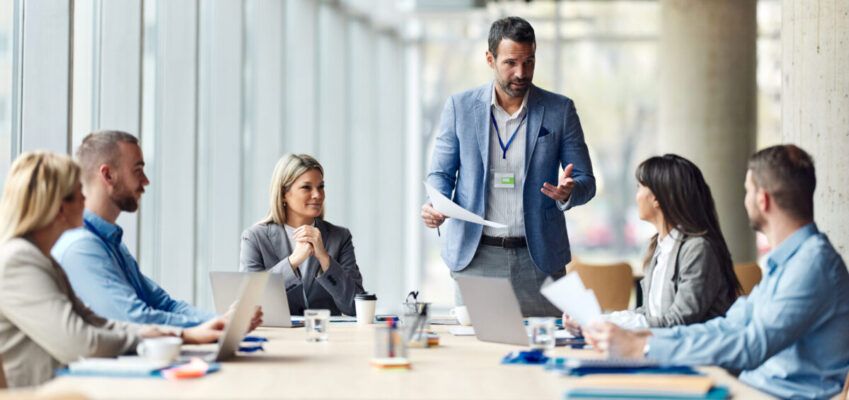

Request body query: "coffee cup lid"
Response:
[355, 292, 377, 300]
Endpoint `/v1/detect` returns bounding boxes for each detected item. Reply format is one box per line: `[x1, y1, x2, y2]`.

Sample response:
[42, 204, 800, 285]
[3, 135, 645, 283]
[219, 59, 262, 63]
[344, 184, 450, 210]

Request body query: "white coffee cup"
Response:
[354, 293, 377, 325]
[136, 337, 182, 364]
[450, 306, 472, 326]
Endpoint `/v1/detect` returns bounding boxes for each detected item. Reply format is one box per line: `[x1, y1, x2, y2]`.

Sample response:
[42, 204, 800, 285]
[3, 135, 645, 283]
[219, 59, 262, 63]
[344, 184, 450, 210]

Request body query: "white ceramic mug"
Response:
[136, 337, 183, 364]
[450, 306, 472, 326]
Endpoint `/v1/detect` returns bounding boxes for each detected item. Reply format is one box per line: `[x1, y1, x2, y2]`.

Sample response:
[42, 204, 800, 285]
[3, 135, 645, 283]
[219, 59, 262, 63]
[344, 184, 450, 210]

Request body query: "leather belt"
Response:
[480, 235, 527, 248]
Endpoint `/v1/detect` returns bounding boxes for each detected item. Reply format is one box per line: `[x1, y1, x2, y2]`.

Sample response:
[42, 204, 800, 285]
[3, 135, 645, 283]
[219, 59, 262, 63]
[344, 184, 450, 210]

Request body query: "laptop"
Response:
[182, 271, 270, 362]
[455, 275, 575, 347]
[454, 275, 530, 346]
[210, 271, 300, 328]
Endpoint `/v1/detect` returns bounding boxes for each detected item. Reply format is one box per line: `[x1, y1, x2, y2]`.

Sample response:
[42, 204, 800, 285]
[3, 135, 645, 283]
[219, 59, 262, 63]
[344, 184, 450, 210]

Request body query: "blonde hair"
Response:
[262, 154, 324, 225]
[0, 151, 81, 243]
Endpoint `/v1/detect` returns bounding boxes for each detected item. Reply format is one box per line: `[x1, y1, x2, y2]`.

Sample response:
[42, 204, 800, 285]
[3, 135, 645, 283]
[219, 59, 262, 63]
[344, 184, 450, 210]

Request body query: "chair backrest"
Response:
[733, 262, 762, 296]
[568, 261, 634, 312]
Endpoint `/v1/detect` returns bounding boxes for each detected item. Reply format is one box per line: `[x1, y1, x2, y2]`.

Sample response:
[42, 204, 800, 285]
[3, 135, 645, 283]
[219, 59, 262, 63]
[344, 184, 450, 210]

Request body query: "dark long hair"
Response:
[636, 154, 741, 300]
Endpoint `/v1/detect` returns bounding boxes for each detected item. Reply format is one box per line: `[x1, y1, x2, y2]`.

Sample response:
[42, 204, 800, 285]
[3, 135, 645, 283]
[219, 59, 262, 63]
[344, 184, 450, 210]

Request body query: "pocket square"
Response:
[539, 127, 551, 138]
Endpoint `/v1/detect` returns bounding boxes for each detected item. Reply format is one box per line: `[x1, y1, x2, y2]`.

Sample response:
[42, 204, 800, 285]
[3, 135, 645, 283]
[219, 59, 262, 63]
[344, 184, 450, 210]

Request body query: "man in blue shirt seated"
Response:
[53, 130, 260, 328]
[584, 144, 849, 399]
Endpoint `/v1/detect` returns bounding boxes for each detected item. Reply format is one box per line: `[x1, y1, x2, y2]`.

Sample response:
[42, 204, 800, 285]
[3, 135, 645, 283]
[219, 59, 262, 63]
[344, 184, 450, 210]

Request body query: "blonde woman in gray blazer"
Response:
[0, 152, 223, 387]
[240, 154, 364, 316]
[566, 155, 740, 332]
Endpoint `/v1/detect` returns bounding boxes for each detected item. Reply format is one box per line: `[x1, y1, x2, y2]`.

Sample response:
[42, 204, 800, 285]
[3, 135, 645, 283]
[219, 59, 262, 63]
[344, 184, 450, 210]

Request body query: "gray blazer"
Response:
[239, 219, 364, 316]
[634, 235, 735, 328]
[0, 238, 142, 387]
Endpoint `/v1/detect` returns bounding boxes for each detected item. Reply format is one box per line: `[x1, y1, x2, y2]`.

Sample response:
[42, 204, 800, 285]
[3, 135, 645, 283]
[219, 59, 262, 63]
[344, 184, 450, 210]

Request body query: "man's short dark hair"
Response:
[748, 144, 816, 221]
[76, 130, 139, 183]
[488, 16, 536, 58]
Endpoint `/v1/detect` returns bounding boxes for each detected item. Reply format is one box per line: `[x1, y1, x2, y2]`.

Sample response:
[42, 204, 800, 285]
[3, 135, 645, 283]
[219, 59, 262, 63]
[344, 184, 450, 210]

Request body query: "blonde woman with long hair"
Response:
[240, 154, 365, 316]
[0, 152, 223, 387]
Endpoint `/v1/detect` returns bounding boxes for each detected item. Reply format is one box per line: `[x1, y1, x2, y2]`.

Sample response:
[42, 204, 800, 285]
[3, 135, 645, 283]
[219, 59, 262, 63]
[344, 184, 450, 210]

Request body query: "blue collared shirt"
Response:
[647, 223, 849, 399]
[52, 210, 216, 327]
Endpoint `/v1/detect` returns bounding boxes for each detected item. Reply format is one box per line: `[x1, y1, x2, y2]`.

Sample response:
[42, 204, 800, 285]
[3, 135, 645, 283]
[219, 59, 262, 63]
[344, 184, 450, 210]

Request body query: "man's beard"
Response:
[498, 78, 530, 98]
[112, 182, 140, 212]
[747, 211, 764, 232]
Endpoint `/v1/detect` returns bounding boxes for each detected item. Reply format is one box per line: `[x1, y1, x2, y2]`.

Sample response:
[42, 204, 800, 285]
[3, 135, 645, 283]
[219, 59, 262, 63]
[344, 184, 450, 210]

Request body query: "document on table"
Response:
[449, 326, 476, 336]
[424, 183, 507, 229]
[540, 272, 602, 325]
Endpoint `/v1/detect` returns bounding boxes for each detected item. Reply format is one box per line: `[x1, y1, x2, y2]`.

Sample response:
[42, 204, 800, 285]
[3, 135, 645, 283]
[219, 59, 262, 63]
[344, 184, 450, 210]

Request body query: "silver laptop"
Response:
[454, 275, 529, 346]
[210, 271, 297, 328]
[182, 271, 270, 362]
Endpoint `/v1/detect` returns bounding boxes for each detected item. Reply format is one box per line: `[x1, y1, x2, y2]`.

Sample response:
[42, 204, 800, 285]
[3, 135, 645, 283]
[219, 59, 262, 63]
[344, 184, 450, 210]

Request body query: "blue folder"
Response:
[564, 385, 730, 399]
[546, 357, 700, 377]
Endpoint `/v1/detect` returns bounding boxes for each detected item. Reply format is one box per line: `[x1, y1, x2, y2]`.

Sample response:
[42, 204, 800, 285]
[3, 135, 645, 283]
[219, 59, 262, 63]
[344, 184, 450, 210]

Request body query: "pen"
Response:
[437, 226, 441, 237]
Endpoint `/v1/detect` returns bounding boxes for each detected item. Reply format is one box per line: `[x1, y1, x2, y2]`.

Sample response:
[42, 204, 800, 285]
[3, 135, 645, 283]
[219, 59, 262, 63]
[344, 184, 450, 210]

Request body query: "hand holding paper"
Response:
[540, 272, 602, 326]
[424, 183, 507, 229]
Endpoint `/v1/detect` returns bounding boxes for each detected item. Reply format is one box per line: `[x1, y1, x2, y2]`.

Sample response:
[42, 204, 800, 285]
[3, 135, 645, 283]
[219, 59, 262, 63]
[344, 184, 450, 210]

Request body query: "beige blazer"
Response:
[0, 238, 142, 388]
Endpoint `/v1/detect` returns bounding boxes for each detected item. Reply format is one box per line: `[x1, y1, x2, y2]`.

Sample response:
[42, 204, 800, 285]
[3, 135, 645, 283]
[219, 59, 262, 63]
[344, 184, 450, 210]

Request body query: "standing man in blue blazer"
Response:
[422, 16, 596, 316]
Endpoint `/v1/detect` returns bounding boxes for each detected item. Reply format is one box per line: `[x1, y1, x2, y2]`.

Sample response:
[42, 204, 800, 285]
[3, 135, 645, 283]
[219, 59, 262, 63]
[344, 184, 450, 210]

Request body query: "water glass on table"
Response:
[527, 317, 556, 351]
[305, 309, 330, 342]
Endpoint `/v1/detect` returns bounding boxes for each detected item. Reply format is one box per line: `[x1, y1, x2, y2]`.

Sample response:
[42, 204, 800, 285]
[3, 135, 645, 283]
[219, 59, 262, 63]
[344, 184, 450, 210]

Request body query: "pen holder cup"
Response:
[374, 325, 407, 359]
[400, 301, 430, 327]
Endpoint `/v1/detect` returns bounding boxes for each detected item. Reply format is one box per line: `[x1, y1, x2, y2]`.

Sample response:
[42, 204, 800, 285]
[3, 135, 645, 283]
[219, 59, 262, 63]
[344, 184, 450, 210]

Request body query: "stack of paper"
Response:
[370, 357, 411, 370]
[540, 272, 602, 325]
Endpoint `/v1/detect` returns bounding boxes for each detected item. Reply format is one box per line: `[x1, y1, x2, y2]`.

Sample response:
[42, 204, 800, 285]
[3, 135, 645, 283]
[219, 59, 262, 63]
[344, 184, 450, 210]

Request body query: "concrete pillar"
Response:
[659, 0, 757, 262]
[782, 0, 849, 259]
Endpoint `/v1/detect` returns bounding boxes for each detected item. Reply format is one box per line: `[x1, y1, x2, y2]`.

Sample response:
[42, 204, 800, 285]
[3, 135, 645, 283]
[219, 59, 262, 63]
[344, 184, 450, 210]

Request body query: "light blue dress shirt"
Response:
[647, 223, 849, 399]
[52, 210, 216, 327]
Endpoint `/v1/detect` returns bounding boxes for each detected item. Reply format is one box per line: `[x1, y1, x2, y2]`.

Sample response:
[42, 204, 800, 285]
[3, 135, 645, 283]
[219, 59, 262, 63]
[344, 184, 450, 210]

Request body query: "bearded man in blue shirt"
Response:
[53, 131, 261, 329]
[585, 144, 849, 399]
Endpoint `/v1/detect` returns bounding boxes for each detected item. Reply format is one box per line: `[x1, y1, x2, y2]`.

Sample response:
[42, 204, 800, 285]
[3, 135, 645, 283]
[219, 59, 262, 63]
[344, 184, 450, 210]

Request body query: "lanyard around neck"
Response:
[491, 112, 527, 159]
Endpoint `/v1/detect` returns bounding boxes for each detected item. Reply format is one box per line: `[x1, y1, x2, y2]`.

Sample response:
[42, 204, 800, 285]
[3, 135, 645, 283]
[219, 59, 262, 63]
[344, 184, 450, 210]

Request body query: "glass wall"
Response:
[0, 0, 13, 188]
[0, 0, 782, 313]
[0, 0, 413, 314]
[416, 1, 782, 307]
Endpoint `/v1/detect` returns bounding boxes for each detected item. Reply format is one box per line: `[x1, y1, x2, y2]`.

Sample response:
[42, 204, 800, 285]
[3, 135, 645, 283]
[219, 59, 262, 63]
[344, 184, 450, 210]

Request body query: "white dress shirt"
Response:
[483, 83, 530, 238]
[601, 228, 681, 329]
[648, 228, 681, 317]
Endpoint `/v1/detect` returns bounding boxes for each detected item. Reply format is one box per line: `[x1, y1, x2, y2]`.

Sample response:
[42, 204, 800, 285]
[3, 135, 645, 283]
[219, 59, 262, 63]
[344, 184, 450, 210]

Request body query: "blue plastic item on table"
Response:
[501, 349, 550, 365]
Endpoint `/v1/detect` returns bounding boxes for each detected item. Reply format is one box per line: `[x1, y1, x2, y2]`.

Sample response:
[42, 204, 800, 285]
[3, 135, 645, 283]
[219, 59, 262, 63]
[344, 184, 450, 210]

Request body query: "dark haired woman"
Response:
[566, 154, 740, 331]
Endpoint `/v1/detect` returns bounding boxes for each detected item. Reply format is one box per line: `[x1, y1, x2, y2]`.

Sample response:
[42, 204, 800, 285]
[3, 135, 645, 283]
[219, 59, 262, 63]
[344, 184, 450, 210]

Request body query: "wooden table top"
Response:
[39, 323, 772, 399]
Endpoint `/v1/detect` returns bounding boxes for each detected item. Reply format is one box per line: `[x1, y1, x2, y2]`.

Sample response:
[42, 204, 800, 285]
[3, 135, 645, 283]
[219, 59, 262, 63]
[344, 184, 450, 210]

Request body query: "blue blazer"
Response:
[426, 84, 595, 275]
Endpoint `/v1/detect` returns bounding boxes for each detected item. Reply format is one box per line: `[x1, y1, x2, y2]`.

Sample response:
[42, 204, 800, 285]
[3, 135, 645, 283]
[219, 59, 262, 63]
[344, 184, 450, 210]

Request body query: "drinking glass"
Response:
[528, 317, 556, 351]
[305, 309, 330, 342]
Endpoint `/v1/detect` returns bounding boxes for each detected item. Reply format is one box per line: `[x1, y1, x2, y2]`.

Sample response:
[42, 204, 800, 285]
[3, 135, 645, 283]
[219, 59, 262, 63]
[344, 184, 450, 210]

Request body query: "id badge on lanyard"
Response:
[493, 172, 516, 189]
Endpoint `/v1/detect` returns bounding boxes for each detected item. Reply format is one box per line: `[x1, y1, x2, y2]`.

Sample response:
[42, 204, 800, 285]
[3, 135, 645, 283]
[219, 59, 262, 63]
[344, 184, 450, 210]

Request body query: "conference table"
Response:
[40, 322, 772, 399]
